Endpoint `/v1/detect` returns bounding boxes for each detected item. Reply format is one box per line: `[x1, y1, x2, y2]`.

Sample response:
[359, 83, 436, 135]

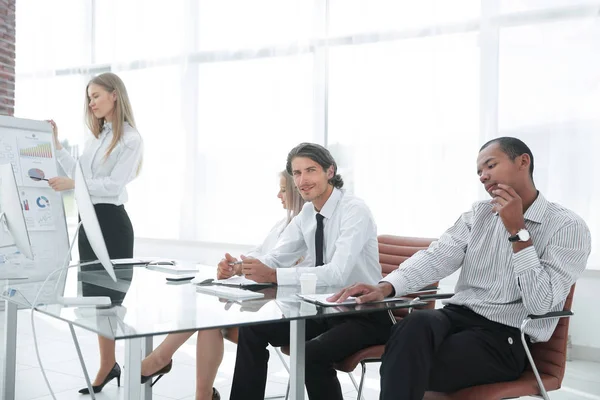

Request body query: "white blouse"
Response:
[245, 218, 290, 258]
[56, 122, 143, 206]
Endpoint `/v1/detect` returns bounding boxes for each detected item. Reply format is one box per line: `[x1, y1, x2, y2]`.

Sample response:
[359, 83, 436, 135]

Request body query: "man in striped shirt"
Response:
[329, 137, 591, 400]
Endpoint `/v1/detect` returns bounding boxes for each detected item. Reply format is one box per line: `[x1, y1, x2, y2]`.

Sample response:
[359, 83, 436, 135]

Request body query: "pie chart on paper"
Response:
[36, 196, 50, 208]
[28, 168, 47, 182]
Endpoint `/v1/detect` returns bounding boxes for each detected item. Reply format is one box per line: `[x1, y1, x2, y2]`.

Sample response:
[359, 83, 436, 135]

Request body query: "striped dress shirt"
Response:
[382, 192, 591, 342]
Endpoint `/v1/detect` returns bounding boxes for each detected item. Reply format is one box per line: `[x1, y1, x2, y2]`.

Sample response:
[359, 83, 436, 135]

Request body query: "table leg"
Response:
[1, 300, 17, 400]
[143, 336, 153, 400]
[68, 323, 95, 399]
[289, 319, 306, 400]
[125, 337, 142, 400]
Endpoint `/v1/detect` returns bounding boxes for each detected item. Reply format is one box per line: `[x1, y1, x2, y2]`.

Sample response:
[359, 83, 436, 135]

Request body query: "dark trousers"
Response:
[230, 312, 392, 400]
[380, 304, 528, 400]
[78, 204, 134, 305]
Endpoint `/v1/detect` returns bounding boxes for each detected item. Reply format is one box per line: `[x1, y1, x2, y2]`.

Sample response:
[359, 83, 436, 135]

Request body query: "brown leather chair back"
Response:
[379, 235, 437, 277]
[378, 235, 438, 318]
[526, 284, 576, 385]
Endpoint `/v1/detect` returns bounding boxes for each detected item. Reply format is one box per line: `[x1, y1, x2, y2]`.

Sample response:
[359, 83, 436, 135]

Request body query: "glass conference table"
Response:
[2, 264, 425, 400]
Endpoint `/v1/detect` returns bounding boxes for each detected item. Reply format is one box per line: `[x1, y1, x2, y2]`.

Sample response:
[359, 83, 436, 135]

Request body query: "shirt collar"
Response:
[523, 191, 547, 224]
[492, 191, 548, 224]
[101, 122, 112, 135]
[314, 187, 342, 220]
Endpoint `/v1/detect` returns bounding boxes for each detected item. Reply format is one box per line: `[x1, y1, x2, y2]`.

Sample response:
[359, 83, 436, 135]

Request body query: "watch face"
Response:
[518, 229, 530, 241]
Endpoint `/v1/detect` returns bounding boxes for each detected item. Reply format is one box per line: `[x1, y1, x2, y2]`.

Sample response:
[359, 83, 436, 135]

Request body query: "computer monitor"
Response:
[0, 163, 34, 261]
[56, 161, 118, 307]
[74, 161, 117, 282]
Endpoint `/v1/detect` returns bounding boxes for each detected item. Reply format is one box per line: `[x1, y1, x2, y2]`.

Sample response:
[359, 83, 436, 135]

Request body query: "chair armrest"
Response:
[520, 309, 575, 398]
[406, 286, 439, 295]
[405, 286, 440, 297]
[528, 310, 573, 320]
[418, 285, 439, 292]
[417, 293, 454, 301]
[520, 310, 574, 335]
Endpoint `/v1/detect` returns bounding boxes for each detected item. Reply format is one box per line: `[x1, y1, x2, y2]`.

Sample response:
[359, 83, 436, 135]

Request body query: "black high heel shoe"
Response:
[78, 362, 121, 394]
[212, 387, 221, 399]
[140, 359, 173, 386]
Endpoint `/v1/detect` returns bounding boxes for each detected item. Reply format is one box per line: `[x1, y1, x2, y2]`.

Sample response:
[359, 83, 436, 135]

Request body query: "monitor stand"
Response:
[54, 221, 112, 308]
[57, 295, 112, 307]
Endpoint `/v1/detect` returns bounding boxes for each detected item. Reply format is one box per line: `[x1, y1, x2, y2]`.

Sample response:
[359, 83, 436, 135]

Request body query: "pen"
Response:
[29, 175, 49, 181]
[228, 261, 243, 266]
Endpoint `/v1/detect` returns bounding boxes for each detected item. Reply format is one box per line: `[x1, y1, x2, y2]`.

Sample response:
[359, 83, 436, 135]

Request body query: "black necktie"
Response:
[315, 213, 325, 267]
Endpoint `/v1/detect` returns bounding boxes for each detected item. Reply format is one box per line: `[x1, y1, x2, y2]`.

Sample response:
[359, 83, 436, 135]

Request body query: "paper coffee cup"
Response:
[299, 273, 317, 294]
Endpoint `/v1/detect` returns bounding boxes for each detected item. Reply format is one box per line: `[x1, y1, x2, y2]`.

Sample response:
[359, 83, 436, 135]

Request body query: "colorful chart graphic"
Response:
[36, 196, 50, 208]
[17, 188, 56, 231]
[28, 168, 47, 182]
[18, 134, 58, 188]
[19, 142, 52, 159]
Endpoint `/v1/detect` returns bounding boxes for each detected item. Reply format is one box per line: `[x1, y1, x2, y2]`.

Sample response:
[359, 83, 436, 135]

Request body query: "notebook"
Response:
[191, 275, 274, 289]
[196, 285, 265, 301]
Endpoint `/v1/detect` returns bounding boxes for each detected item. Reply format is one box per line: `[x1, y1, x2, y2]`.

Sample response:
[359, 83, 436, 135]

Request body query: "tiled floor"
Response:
[2, 310, 600, 400]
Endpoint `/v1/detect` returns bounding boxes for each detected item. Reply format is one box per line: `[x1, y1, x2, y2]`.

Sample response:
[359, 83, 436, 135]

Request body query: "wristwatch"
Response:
[508, 229, 530, 242]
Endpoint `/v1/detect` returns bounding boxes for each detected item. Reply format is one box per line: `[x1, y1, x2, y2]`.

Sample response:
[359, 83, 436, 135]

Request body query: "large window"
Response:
[15, 0, 316, 243]
[328, 33, 480, 237]
[14, 1, 600, 267]
[117, 66, 188, 239]
[329, 0, 480, 36]
[93, 1, 188, 64]
[15, 0, 90, 73]
[498, 17, 600, 267]
[196, 0, 314, 50]
[194, 55, 313, 243]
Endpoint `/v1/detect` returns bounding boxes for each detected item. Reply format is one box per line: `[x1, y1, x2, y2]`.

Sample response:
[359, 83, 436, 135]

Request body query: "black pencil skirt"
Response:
[78, 204, 134, 305]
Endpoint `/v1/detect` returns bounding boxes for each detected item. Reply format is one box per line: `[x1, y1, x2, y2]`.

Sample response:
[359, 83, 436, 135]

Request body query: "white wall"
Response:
[134, 238, 600, 361]
[569, 270, 600, 360]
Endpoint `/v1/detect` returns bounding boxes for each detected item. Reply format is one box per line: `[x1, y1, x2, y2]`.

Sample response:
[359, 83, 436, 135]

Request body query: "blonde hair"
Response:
[281, 170, 305, 224]
[84, 73, 140, 170]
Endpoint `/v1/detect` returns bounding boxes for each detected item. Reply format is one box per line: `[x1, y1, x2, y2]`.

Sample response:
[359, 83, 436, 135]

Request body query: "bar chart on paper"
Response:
[19, 141, 53, 159]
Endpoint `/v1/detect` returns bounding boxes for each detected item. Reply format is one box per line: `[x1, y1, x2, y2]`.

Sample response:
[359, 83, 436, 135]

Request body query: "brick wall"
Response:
[0, 0, 15, 116]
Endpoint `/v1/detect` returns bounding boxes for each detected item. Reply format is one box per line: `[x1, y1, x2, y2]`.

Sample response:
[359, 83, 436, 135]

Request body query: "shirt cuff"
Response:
[512, 245, 539, 275]
[383, 283, 396, 297]
[276, 268, 298, 286]
[380, 274, 406, 298]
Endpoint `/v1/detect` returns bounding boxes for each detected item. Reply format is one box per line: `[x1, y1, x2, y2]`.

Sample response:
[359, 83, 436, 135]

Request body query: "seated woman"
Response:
[140, 170, 306, 400]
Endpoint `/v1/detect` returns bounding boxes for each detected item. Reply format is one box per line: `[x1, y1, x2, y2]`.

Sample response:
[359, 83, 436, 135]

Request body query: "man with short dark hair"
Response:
[330, 137, 591, 400]
[228, 142, 390, 400]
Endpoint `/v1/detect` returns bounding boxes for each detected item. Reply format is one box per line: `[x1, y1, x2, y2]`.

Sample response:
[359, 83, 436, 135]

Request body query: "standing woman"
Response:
[47, 72, 143, 394]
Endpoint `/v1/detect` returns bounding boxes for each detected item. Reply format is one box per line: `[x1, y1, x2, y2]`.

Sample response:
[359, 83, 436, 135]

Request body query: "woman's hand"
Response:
[48, 177, 74, 191]
[240, 256, 277, 283]
[217, 253, 241, 279]
[46, 119, 62, 150]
